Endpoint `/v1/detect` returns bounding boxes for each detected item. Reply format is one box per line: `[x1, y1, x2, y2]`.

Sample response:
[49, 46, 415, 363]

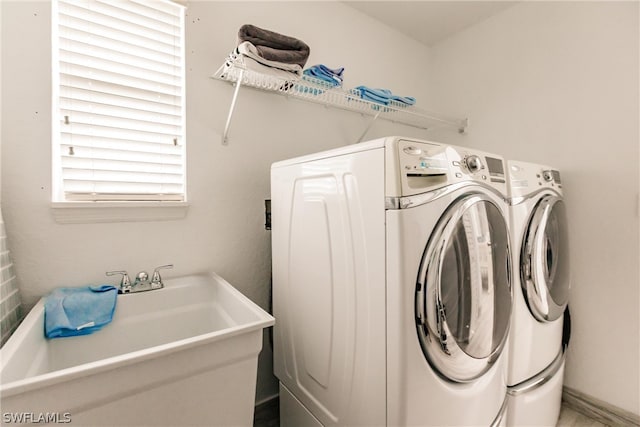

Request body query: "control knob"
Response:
[542, 170, 553, 182]
[464, 155, 483, 173]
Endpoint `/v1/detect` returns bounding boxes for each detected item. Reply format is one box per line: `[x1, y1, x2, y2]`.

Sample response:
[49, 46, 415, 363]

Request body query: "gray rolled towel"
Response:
[238, 24, 310, 68]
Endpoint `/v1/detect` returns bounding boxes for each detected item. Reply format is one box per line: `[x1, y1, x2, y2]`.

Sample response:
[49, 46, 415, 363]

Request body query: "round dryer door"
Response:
[521, 195, 570, 322]
[415, 193, 512, 383]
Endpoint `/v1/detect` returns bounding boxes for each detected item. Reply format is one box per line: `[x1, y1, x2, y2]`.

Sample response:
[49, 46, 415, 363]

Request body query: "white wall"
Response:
[0, 0, 2, 208]
[0, 1, 434, 403]
[426, 1, 640, 415]
[0, 0, 2, 204]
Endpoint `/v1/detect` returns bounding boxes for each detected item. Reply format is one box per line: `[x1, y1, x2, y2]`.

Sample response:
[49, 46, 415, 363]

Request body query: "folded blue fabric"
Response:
[303, 72, 340, 87]
[44, 285, 118, 338]
[356, 86, 393, 105]
[303, 64, 344, 87]
[305, 64, 344, 79]
[391, 94, 417, 105]
[355, 85, 417, 106]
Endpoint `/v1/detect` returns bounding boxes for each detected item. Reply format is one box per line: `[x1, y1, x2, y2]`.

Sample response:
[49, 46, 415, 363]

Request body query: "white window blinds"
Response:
[53, 0, 185, 202]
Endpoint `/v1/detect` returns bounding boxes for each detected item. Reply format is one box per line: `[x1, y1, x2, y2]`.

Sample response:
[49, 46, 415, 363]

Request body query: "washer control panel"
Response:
[395, 139, 507, 197]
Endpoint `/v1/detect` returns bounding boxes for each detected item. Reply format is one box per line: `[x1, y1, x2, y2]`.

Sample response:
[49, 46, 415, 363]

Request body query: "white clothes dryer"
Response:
[506, 160, 571, 427]
[271, 136, 513, 426]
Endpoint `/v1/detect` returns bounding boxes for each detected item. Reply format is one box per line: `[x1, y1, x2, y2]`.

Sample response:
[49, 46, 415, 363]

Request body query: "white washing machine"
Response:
[506, 160, 571, 427]
[271, 136, 513, 426]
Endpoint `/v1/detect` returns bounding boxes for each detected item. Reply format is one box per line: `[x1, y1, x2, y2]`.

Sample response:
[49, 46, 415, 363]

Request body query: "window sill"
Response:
[51, 201, 189, 224]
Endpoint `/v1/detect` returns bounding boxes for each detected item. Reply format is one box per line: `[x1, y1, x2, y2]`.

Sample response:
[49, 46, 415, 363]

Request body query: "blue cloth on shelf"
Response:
[391, 94, 417, 106]
[44, 285, 118, 339]
[354, 85, 416, 106]
[356, 86, 393, 105]
[303, 64, 344, 87]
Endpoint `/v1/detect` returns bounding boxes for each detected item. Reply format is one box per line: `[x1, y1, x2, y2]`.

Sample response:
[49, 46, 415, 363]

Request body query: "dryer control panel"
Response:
[390, 138, 508, 197]
[506, 160, 563, 199]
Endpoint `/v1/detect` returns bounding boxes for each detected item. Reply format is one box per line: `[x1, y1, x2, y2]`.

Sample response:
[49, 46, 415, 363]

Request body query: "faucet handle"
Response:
[151, 264, 173, 286]
[106, 270, 131, 293]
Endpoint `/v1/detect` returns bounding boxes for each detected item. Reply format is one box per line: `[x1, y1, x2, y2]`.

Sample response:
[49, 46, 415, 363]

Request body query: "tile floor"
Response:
[255, 400, 610, 427]
[557, 405, 609, 427]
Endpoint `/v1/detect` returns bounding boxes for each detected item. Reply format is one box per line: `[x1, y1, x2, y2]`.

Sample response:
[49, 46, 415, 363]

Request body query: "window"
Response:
[52, 0, 186, 204]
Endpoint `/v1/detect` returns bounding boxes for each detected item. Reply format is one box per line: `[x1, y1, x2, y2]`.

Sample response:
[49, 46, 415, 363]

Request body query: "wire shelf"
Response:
[212, 59, 467, 145]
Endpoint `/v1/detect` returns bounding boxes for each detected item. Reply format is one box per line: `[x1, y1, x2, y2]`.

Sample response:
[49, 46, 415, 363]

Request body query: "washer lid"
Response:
[415, 193, 512, 383]
[521, 196, 570, 322]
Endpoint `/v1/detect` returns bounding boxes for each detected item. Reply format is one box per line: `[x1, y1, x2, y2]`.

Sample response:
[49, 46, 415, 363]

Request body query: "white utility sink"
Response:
[0, 272, 275, 426]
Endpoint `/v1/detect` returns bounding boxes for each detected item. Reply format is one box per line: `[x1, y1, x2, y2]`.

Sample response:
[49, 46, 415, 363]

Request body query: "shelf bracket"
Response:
[357, 110, 381, 143]
[458, 118, 469, 134]
[221, 69, 245, 145]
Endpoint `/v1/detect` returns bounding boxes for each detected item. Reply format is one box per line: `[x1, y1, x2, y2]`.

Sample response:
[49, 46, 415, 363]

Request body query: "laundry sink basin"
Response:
[0, 272, 274, 426]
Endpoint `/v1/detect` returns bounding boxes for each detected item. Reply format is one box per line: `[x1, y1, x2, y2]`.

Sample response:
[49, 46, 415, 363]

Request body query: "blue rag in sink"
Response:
[44, 285, 118, 339]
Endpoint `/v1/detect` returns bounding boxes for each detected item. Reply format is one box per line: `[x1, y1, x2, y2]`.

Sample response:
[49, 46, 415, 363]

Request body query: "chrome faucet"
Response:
[150, 264, 173, 289]
[106, 270, 132, 293]
[106, 264, 173, 294]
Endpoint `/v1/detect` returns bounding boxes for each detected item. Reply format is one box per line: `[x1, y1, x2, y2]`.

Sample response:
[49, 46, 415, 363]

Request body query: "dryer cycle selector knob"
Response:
[464, 155, 483, 173]
[542, 170, 554, 182]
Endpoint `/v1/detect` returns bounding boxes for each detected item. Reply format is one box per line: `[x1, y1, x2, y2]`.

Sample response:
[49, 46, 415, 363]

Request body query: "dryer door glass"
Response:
[415, 194, 512, 383]
[522, 196, 570, 321]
